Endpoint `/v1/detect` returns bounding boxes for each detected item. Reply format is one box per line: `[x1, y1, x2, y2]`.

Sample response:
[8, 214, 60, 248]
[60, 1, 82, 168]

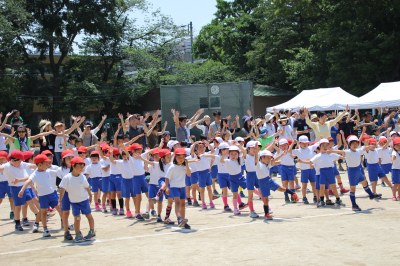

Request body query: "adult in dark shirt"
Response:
[293, 108, 310, 140]
[360, 112, 376, 135]
[127, 113, 147, 148]
[38, 119, 56, 153]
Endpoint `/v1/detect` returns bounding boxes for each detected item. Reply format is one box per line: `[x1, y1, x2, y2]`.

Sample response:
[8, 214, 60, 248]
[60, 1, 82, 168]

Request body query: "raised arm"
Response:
[0, 112, 12, 131]
[93, 115, 107, 133]
[171, 109, 180, 129]
[124, 133, 145, 146]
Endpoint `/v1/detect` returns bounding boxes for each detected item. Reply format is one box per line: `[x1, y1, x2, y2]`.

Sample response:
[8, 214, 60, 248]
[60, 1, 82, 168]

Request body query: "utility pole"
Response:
[189, 21, 193, 63]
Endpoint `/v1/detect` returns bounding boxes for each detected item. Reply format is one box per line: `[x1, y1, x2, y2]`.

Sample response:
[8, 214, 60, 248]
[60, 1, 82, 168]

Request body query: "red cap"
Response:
[8, 150, 24, 161]
[112, 147, 120, 155]
[34, 154, 51, 164]
[22, 151, 34, 161]
[393, 137, 400, 146]
[151, 148, 160, 155]
[77, 146, 88, 153]
[90, 151, 100, 156]
[62, 150, 74, 159]
[360, 135, 371, 142]
[158, 149, 171, 158]
[71, 157, 85, 166]
[130, 143, 143, 151]
[287, 139, 293, 145]
[0, 151, 8, 159]
[368, 138, 377, 145]
[41, 150, 53, 156]
[100, 143, 110, 151]
[174, 148, 186, 155]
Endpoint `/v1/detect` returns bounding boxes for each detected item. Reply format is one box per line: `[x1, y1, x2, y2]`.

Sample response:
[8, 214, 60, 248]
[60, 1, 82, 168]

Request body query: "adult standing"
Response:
[209, 111, 222, 139]
[125, 113, 147, 148]
[293, 108, 310, 140]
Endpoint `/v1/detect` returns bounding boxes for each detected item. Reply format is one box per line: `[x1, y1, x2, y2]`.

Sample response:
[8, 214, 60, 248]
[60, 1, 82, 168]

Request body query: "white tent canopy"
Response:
[349, 81, 400, 109]
[266, 87, 358, 112]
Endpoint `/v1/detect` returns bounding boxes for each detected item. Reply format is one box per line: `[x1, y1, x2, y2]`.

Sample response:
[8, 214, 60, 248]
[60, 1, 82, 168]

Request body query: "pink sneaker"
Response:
[209, 202, 215, 209]
[126, 210, 132, 218]
[202, 203, 207, 209]
[392, 196, 397, 201]
[233, 209, 241, 215]
[95, 204, 101, 212]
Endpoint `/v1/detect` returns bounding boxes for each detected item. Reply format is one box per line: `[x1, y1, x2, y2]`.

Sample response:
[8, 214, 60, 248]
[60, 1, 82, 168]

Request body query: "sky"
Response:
[143, 0, 217, 35]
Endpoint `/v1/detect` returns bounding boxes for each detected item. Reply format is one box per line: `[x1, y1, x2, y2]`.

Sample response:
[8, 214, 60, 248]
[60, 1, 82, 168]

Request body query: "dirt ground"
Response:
[1, 171, 399, 266]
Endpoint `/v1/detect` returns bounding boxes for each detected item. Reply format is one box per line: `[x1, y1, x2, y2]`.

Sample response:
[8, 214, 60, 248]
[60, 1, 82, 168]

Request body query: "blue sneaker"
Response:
[15, 224, 23, 231]
[135, 214, 145, 221]
[150, 210, 157, 217]
[74, 232, 85, 243]
[156, 216, 163, 223]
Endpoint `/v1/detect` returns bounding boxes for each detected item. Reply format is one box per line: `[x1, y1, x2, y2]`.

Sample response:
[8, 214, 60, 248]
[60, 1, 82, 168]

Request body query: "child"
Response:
[99, 144, 111, 212]
[292, 135, 318, 204]
[18, 154, 61, 237]
[391, 137, 400, 200]
[244, 141, 263, 218]
[377, 136, 393, 186]
[165, 148, 192, 229]
[329, 135, 381, 211]
[59, 157, 95, 242]
[105, 147, 124, 216]
[256, 149, 298, 220]
[145, 148, 163, 220]
[85, 151, 104, 211]
[0, 151, 14, 220]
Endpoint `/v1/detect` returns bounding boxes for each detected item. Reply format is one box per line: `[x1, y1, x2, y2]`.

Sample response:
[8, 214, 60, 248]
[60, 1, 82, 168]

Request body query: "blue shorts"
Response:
[217, 173, 230, 189]
[71, 199, 91, 216]
[102, 176, 111, 193]
[280, 165, 295, 181]
[333, 164, 340, 176]
[190, 172, 199, 185]
[301, 169, 316, 183]
[26, 187, 36, 198]
[158, 177, 166, 188]
[121, 178, 135, 198]
[211, 165, 218, 179]
[392, 169, 400, 184]
[380, 163, 392, 175]
[229, 173, 243, 193]
[0, 181, 11, 199]
[259, 177, 280, 197]
[246, 171, 259, 190]
[367, 163, 386, 182]
[110, 174, 122, 192]
[321, 167, 336, 185]
[170, 187, 186, 199]
[198, 169, 212, 188]
[148, 184, 164, 201]
[11, 186, 33, 206]
[347, 166, 365, 187]
[133, 175, 148, 196]
[39, 191, 59, 209]
[185, 175, 191, 187]
[90, 177, 102, 193]
[270, 165, 279, 174]
[61, 192, 71, 211]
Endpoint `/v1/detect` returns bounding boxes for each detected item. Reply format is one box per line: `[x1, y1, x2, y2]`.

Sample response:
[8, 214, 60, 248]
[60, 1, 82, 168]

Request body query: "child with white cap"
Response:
[292, 135, 319, 204]
[391, 137, 400, 200]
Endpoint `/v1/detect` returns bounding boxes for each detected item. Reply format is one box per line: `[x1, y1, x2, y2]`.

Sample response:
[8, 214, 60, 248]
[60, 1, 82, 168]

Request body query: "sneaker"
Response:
[43, 229, 51, 237]
[142, 212, 150, 219]
[373, 193, 382, 199]
[74, 232, 85, 243]
[326, 199, 334, 206]
[64, 231, 73, 241]
[212, 195, 220, 200]
[313, 197, 318, 204]
[380, 182, 386, 187]
[317, 201, 325, 208]
[118, 208, 124, 215]
[192, 201, 200, 207]
[68, 224, 74, 230]
[303, 197, 309, 205]
[335, 199, 345, 207]
[285, 196, 290, 203]
[156, 216, 163, 223]
[112, 209, 118, 216]
[178, 218, 188, 227]
[135, 214, 145, 221]
[340, 188, 350, 194]
[264, 213, 273, 220]
[15, 224, 23, 231]
[249, 211, 259, 218]
[47, 210, 56, 217]
[187, 198, 192, 205]
[392, 196, 397, 201]
[95, 204, 101, 212]
[213, 189, 220, 196]
[239, 191, 246, 198]
[151, 210, 157, 217]
[224, 205, 232, 212]
[239, 202, 248, 210]
[10, 211, 14, 220]
[295, 185, 301, 191]
[126, 210, 133, 218]
[183, 223, 191, 229]
[163, 218, 175, 225]
[233, 209, 241, 215]
[352, 205, 362, 211]
[84, 229, 96, 241]
[22, 219, 30, 227]
[209, 202, 215, 209]
[201, 203, 207, 210]
[32, 223, 39, 233]
[291, 193, 299, 203]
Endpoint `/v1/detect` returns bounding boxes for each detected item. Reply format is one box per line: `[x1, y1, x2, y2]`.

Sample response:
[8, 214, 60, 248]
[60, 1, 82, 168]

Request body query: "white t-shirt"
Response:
[57, 167, 70, 179]
[278, 124, 294, 140]
[222, 159, 242, 175]
[344, 148, 364, 168]
[100, 159, 110, 177]
[113, 160, 133, 179]
[392, 150, 400, 169]
[128, 154, 147, 176]
[0, 163, 8, 182]
[193, 155, 212, 172]
[166, 164, 188, 188]
[274, 151, 295, 166]
[59, 173, 90, 203]
[256, 162, 272, 180]
[186, 156, 198, 172]
[148, 162, 161, 185]
[364, 149, 380, 164]
[245, 154, 257, 172]
[29, 170, 58, 196]
[3, 162, 29, 187]
[215, 155, 228, 174]
[54, 136, 65, 152]
[378, 147, 392, 165]
[105, 158, 122, 175]
[311, 153, 340, 169]
[292, 145, 318, 170]
[85, 163, 103, 178]
[0, 136, 7, 151]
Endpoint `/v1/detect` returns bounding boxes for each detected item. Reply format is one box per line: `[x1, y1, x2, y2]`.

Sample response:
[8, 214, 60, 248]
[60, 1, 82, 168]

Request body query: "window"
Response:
[199, 97, 209, 108]
[209, 96, 221, 109]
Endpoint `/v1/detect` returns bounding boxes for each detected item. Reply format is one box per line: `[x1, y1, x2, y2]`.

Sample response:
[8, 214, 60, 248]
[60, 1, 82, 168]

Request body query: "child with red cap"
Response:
[0, 151, 14, 220]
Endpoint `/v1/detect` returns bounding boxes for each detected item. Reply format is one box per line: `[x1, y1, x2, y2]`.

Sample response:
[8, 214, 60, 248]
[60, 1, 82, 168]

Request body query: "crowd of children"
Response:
[0, 106, 399, 243]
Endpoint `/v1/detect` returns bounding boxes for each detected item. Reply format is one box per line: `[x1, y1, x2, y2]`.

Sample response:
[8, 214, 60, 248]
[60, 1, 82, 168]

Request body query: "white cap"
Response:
[167, 140, 179, 150]
[229, 146, 240, 151]
[265, 113, 273, 122]
[278, 138, 288, 146]
[255, 141, 261, 146]
[319, 138, 329, 145]
[246, 141, 256, 148]
[298, 135, 310, 143]
[347, 135, 359, 144]
[390, 131, 398, 136]
[219, 142, 229, 149]
[235, 137, 245, 142]
[214, 137, 223, 143]
[259, 150, 273, 157]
